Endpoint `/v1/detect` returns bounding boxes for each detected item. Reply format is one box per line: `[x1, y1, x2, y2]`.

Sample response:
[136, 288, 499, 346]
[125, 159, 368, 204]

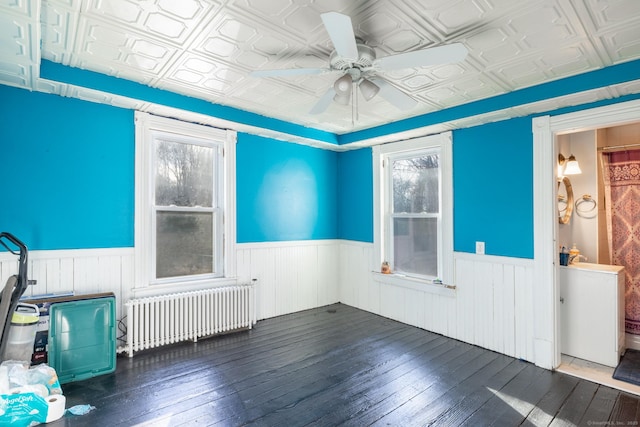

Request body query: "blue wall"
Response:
[337, 148, 373, 242]
[236, 133, 338, 242]
[0, 85, 134, 250]
[334, 118, 535, 258]
[453, 117, 534, 258]
[6, 57, 639, 257]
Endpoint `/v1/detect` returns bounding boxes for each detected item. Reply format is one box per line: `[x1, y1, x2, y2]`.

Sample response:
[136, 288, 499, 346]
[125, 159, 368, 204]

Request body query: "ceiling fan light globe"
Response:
[334, 74, 352, 95]
[359, 78, 380, 101]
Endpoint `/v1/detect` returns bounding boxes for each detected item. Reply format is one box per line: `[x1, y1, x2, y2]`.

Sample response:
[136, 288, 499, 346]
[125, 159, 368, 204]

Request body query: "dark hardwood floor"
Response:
[49, 303, 640, 426]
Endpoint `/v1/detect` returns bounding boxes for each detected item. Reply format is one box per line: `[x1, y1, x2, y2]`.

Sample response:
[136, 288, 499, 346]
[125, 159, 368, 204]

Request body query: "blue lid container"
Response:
[48, 296, 116, 384]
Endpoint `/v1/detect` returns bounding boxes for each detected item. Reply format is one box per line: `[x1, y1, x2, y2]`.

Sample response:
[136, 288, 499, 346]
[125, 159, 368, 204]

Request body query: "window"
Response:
[135, 112, 236, 293]
[389, 151, 440, 277]
[373, 132, 453, 287]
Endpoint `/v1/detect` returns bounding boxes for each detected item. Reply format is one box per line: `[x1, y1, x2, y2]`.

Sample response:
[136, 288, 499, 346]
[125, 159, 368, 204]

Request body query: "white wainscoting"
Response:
[0, 248, 135, 321]
[1, 240, 537, 364]
[236, 240, 339, 320]
[338, 241, 536, 364]
[0, 241, 340, 327]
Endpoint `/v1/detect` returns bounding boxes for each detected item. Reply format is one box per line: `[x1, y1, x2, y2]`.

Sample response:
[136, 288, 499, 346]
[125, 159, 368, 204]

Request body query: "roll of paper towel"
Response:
[46, 394, 66, 423]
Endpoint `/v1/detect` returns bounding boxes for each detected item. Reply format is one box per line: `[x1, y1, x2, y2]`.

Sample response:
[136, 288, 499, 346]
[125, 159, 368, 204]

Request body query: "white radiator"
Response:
[119, 284, 256, 357]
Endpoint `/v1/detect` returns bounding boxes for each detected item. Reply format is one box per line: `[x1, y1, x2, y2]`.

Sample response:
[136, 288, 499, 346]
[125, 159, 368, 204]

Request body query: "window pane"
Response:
[393, 217, 438, 277]
[156, 211, 213, 279]
[392, 154, 439, 213]
[155, 140, 214, 207]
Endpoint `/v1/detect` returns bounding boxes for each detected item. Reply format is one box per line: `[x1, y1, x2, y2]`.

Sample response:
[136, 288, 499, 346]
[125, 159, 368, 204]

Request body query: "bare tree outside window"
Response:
[154, 140, 216, 279]
[391, 154, 440, 277]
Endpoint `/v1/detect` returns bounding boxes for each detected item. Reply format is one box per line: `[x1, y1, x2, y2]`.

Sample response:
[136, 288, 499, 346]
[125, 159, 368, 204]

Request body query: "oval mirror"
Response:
[558, 176, 574, 224]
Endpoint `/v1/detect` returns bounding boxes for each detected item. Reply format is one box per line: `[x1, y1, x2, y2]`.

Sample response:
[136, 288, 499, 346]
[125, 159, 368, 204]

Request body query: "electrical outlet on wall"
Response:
[476, 241, 485, 255]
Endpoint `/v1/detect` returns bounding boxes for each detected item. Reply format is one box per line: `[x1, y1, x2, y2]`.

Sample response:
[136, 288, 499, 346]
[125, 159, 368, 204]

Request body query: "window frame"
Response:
[373, 132, 453, 290]
[386, 148, 442, 280]
[134, 112, 236, 296]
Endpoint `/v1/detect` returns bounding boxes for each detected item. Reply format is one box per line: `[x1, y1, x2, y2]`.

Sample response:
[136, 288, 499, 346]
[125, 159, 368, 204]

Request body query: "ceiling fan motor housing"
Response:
[330, 44, 376, 74]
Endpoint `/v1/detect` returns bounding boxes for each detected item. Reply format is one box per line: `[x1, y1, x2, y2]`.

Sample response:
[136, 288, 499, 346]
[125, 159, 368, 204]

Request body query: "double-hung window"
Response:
[373, 132, 453, 287]
[135, 112, 236, 294]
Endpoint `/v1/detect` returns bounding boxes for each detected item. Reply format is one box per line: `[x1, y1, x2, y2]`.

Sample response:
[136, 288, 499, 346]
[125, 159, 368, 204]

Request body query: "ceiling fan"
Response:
[250, 11, 468, 116]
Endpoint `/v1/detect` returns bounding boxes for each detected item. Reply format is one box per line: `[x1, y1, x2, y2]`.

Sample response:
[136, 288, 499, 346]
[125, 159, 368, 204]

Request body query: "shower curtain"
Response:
[602, 149, 640, 335]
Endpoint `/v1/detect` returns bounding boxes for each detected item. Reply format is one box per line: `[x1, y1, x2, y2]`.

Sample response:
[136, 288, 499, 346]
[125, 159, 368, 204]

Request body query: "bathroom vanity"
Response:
[560, 262, 625, 367]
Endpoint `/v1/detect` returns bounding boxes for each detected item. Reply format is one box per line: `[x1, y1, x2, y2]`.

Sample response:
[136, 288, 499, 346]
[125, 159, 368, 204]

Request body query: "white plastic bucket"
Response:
[2, 303, 39, 362]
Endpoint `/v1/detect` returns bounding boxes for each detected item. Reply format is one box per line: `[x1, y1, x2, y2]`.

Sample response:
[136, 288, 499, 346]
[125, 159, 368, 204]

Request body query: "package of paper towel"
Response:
[0, 361, 65, 426]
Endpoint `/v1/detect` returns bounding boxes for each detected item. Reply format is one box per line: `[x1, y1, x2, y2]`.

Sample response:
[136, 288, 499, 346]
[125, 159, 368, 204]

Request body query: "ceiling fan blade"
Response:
[374, 42, 468, 71]
[250, 68, 328, 78]
[370, 78, 418, 111]
[309, 87, 336, 115]
[321, 12, 359, 60]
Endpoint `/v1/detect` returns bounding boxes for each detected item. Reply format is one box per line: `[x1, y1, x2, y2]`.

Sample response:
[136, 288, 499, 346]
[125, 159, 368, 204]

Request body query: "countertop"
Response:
[561, 262, 624, 274]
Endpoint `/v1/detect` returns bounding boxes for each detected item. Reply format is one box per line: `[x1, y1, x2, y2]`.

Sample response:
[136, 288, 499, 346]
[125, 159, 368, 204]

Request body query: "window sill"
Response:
[133, 277, 239, 299]
[371, 271, 456, 297]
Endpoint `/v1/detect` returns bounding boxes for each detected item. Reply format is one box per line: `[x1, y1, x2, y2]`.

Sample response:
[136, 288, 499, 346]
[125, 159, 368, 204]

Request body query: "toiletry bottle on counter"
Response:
[569, 244, 580, 264]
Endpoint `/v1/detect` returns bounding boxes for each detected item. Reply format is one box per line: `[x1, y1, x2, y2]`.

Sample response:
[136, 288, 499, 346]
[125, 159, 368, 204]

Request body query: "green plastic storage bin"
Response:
[48, 296, 116, 384]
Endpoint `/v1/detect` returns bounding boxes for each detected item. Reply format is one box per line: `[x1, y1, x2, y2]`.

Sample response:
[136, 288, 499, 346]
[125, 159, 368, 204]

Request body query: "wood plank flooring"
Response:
[49, 303, 640, 426]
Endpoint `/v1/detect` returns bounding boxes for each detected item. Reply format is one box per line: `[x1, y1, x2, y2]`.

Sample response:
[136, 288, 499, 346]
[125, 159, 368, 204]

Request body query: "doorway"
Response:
[532, 98, 640, 392]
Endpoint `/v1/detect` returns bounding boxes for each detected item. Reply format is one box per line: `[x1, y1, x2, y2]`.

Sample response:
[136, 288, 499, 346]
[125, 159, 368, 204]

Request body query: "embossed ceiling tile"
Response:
[195, 16, 241, 58]
[384, 29, 424, 53]
[283, 6, 325, 38]
[1, 0, 36, 16]
[88, 0, 217, 44]
[235, 50, 269, 68]
[583, 0, 640, 31]
[213, 67, 246, 85]
[76, 16, 177, 75]
[538, 44, 599, 78]
[171, 69, 204, 85]
[156, 0, 206, 20]
[600, 26, 640, 62]
[252, 35, 291, 56]
[41, 1, 79, 62]
[493, 59, 548, 88]
[0, 60, 31, 87]
[403, 74, 433, 89]
[243, 0, 294, 18]
[203, 75, 235, 93]
[509, 4, 579, 50]
[235, 79, 286, 101]
[465, 28, 521, 64]
[357, 11, 401, 42]
[73, 56, 156, 86]
[50, 0, 80, 9]
[218, 16, 258, 44]
[450, 75, 506, 100]
[430, 0, 487, 32]
[384, 68, 417, 80]
[301, 75, 335, 92]
[420, 85, 469, 107]
[0, 13, 34, 58]
[430, 62, 466, 80]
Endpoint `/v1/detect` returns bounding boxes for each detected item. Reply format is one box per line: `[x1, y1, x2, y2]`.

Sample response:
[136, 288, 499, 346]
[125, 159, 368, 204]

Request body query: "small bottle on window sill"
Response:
[381, 261, 391, 274]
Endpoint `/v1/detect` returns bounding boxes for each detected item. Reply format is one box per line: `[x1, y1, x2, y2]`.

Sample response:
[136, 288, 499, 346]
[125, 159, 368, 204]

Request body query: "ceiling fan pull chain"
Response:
[352, 80, 357, 125]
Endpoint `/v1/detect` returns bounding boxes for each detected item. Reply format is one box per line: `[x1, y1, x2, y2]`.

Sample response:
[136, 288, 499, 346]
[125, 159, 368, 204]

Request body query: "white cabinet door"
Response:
[560, 264, 624, 367]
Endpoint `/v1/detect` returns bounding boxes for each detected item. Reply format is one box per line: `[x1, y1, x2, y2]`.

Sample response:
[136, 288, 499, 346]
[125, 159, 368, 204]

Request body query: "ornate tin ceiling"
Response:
[2, 0, 640, 134]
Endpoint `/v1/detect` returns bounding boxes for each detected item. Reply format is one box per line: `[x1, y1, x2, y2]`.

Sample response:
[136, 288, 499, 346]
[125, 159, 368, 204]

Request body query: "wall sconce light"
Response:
[558, 153, 582, 176]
